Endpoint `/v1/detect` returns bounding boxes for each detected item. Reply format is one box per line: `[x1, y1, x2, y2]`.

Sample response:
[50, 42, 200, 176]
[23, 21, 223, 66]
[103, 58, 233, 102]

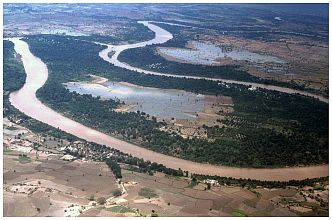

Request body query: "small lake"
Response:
[65, 81, 205, 120]
[158, 41, 285, 65]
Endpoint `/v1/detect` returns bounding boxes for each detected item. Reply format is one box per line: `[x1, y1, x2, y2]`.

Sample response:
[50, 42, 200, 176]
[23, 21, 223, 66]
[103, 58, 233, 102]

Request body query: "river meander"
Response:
[99, 21, 328, 103]
[7, 22, 328, 181]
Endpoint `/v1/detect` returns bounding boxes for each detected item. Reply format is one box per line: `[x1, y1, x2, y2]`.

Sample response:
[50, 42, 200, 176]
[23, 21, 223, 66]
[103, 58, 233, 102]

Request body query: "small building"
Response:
[203, 179, 220, 186]
[60, 154, 77, 161]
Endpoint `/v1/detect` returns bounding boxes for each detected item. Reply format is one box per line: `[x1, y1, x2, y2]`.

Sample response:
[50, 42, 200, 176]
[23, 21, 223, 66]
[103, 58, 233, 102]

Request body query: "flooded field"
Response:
[65, 81, 205, 120]
[99, 21, 327, 103]
[8, 31, 328, 182]
[40, 28, 88, 36]
[158, 41, 285, 65]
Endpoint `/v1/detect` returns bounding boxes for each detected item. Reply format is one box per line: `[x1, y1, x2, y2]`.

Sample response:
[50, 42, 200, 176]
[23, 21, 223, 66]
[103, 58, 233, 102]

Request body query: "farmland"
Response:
[3, 3, 329, 217]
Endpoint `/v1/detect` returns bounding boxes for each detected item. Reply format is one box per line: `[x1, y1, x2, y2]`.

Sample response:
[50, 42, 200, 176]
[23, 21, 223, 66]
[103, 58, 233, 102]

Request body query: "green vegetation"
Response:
[313, 185, 324, 190]
[3, 40, 26, 92]
[4, 95, 78, 142]
[187, 179, 199, 188]
[3, 149, 13, 155]
[3, 34, 329, 197]
[3, 40, 79, 145]
[10, 132, 330, 191]
[36, 81, 328, 167]
[112, 189, 122, 197]
[19, 35, 328, 167]
[18, 154, 30, 161]
[97, 197, 106, 205]
[231, 209, 247, 217]
[118, 40, 315, 93]
[106, 205, 135, 213]
[138, 187, 158, 198]
[192, 173, 329, 189]
[120, 45, 258, 82]
[72, 20, 154, 44]
[105, 158, 122, 179]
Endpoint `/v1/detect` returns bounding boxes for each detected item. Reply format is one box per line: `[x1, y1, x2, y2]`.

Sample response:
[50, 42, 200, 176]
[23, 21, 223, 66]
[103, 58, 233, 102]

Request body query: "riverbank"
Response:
[8, 37, 329, 181]
[100, 21, 328, 103]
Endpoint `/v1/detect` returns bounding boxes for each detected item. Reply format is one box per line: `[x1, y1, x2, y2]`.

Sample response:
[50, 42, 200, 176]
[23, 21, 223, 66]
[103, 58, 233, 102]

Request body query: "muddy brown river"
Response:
[100, 21, 328, 103]
[7, 29, 328, 181]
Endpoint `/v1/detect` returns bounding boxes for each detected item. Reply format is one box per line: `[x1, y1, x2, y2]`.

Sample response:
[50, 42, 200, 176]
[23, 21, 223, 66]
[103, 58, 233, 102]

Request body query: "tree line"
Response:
[22, 35, 328, 167]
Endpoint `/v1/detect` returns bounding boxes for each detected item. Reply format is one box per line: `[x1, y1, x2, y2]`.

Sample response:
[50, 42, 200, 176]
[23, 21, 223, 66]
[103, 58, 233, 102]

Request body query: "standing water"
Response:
[65, 81, 205, 120]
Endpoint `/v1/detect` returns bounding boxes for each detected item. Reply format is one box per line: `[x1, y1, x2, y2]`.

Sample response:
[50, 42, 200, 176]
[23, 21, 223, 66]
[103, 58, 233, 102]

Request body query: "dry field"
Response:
[119, 170, 314, 217]
[3, 122, 328, 217]
[201, 35, 328, 96]
[3, 150, 120, 217]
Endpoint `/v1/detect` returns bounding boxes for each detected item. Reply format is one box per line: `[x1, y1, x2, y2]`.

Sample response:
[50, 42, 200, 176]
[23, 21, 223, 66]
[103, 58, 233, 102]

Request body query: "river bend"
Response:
[7, 31, 328, 181]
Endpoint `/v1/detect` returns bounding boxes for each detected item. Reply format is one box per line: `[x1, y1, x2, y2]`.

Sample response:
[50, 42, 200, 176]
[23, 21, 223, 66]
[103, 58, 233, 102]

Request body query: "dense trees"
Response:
[3, 40, 78, 142]
[73, 22, 155, 44]
[21, 35, 328, 167]
[119, 46, 259, 81]
[105, 158, 122, 179]
[3, 40, 26, 92]
[192, 174, 329, 189]
[118, 45, 313, 93]
[4, 35, 328, 187]
[75, 141, 329, 189]
[37, 81, 328, 167]
[87, 142, 184, 177]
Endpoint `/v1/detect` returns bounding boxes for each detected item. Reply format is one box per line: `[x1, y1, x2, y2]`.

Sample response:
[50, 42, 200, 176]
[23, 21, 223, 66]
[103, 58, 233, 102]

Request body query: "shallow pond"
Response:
[158, 41, 285, 65]
[65, 81, 205, 120]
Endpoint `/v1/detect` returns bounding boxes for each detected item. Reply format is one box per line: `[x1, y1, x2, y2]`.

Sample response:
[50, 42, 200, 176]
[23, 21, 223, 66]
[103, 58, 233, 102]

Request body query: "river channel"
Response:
[99, 21, 328, 103]
[7, 22, 328, 181]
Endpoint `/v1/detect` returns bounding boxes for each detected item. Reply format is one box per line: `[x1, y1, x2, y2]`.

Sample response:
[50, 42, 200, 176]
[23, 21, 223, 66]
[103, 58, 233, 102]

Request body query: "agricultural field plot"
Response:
[3, 150, 120, 217]
[3, 117, 69, 155]
[9, 17, 326, 168]
[3, 3, 329, 217]
[119, 170, 321, 217]
[119, 10, 328, 97]
[200, 34, 329, 96]
[4, 4, 154, 44]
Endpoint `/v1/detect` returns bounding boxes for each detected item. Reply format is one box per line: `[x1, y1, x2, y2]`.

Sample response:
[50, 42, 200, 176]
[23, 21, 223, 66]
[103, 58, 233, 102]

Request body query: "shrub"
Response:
[97, 197, 106, 205]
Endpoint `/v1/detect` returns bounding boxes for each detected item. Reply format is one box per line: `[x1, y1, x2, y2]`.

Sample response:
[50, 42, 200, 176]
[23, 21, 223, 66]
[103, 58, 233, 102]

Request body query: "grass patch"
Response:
[175, 176, 181, 180]
[18, 154, 31, 162]
[3, 149, 13, 155]
[105, 205, 135, 213]
[231, 209, 247, 217]
[138, 187, 158, 198]
[313, 185, 324, 190]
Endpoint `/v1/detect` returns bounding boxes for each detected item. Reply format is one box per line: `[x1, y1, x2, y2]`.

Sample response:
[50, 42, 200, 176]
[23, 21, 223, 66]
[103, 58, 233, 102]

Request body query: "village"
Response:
[3, 116, 329, 217]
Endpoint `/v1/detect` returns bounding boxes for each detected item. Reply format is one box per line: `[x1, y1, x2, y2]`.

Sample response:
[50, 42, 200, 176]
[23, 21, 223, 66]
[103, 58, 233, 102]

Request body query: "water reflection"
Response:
[99, 21, 327, 103]
[65, 81, 205, 120]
